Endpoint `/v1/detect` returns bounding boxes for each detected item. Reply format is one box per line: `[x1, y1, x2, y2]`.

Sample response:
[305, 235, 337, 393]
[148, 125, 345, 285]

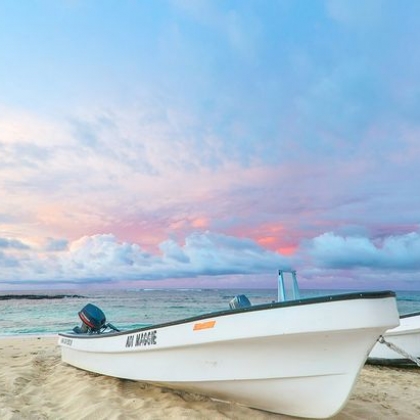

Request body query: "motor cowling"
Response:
[74, 303, 106, 333]
[229, 294, 251, 310]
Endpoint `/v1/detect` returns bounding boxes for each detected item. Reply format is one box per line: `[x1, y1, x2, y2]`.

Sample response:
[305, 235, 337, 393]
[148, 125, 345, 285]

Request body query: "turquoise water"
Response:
[1, 288, 419, 336]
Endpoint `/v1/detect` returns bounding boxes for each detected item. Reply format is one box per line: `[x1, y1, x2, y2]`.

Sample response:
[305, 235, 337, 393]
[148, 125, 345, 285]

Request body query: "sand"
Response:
[0, 336, 419, 420]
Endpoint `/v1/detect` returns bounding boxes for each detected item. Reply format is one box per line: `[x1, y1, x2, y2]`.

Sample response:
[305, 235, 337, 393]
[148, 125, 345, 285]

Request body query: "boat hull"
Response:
[368, 312, 420, 366]
[59, 292, 399, 419]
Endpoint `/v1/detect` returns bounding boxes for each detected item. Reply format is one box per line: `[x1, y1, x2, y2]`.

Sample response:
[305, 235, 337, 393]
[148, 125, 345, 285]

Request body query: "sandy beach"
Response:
[0, 336, 419, 420]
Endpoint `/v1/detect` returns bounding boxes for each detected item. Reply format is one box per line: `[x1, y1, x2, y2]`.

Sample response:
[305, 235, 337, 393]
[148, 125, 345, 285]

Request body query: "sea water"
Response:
[1, 288, 419, 336]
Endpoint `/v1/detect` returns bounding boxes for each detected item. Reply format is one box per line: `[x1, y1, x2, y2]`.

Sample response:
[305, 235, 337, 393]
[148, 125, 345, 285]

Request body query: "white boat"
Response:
[58, 272, 399, 419]
[368, 311, 420, 366]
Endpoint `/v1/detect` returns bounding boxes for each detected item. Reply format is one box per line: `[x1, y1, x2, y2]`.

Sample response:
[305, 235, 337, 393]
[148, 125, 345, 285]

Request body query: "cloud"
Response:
[3, 229, 419, 287]
[325, 0, 385, 27]
[45, 238, 69, 252]
[306, 231, 420, 270]
[0, 2, 419, 289]
[0, 232, 291, 284]
[0, 251, 20, 268]
[0, 238, 30, 250]
[170, 0, 259, 58]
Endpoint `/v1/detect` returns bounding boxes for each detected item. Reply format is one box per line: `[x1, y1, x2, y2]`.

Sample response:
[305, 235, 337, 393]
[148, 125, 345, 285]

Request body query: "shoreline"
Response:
[1, 336, 419, 419]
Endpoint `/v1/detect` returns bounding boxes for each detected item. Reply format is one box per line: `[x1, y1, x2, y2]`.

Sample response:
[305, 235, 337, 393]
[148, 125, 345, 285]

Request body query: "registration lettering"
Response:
[125, 330, 157, 348]
[61, 338, 73, 346]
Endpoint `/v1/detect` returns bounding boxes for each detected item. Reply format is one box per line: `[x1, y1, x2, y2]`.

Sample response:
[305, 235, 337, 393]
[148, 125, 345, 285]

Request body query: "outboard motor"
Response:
[229, 294, 251, 310]
[73, 303, 119, 334]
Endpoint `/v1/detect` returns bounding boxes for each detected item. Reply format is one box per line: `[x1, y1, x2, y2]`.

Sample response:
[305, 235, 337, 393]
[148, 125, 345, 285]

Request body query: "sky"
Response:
[1, 0, 420, 290]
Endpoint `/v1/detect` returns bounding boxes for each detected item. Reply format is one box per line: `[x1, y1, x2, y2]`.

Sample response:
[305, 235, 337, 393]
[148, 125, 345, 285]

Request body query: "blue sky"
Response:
[1, 0, 420, 290]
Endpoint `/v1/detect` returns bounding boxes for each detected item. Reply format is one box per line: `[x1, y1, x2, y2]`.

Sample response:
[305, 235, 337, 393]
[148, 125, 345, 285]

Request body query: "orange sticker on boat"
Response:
[193, 320, 216, 331]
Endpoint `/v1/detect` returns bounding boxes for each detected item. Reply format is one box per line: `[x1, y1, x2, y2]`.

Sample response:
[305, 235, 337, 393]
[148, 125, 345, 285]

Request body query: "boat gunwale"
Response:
[59, 290, 396, 339]
[367, 357, 418, 366]
[400, 311, 420, 319]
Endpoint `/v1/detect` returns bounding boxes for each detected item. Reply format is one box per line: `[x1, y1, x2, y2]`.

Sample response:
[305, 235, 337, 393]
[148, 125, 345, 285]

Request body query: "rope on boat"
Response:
[377, 335, 420, 367]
